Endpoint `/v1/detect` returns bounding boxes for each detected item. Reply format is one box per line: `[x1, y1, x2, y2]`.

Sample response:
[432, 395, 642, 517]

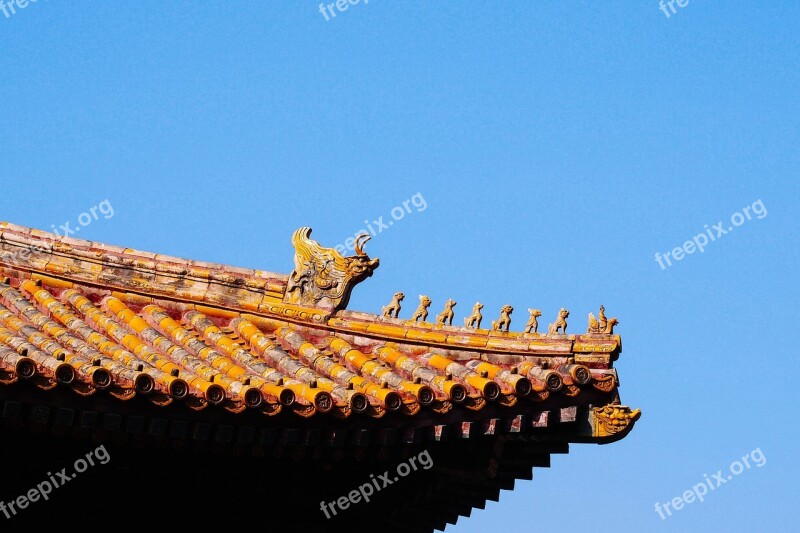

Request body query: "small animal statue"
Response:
[381, 292, 404, 318]
[435, 299, 457, 325]
[587, 306, 618, 334]
[523, 308, 542, 333]
[464, 302, 484, 328]
[410, 295, 432, 322]
[548, 308, 569, 334]
[491, 305, 514, 332]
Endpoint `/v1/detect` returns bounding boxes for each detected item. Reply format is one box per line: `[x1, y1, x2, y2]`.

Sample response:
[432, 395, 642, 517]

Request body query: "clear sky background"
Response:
[1, 1, 798, 531]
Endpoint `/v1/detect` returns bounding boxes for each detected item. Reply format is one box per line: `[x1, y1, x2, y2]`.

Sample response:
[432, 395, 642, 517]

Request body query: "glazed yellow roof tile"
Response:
[0, 276, 619, 419]
[0, 222, 637, 443]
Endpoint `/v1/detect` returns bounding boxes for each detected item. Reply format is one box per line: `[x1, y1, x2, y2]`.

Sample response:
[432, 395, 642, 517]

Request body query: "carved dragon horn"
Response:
[354, 233, 371, 256]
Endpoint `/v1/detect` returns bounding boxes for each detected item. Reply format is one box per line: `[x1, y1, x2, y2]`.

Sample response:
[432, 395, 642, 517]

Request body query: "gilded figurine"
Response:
[410, 295, 432, 322]
[381, 292, 404, 318]
[523, 308, 542, 333]
[435, 299, 457, 326]
[463, 302, 483, 328]
[548, 308, 569, 334]
[491, 305, 513, 332]
[588, 305, 618, 334]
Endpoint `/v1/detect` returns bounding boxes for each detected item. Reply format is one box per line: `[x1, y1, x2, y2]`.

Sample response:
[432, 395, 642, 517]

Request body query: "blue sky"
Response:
[1, 1, 798, 531]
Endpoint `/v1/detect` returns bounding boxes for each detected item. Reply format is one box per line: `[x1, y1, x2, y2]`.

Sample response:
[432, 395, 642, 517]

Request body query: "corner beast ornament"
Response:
[285, 227, 379, 311]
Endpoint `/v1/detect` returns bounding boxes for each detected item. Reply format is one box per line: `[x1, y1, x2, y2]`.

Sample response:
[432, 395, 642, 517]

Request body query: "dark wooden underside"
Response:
[0, 385, 581, 531]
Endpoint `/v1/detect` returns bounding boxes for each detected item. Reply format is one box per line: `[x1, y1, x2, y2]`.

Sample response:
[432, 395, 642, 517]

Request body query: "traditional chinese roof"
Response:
[0, 221, 639, 531]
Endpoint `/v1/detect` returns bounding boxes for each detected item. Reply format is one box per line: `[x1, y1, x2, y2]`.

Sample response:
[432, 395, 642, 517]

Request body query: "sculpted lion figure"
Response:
[464, 302, 483, 328]
[491, 305, 513, 332]
[548, 308, 569, 334]
[435, 299, 457, 325]
[411, 295, 432, 322]
[523, 308, 542, 333]
[382, 292, 404, 318]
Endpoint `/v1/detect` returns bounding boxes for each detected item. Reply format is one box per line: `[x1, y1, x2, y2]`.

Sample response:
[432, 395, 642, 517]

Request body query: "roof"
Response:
[0, 221, 639, 530]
